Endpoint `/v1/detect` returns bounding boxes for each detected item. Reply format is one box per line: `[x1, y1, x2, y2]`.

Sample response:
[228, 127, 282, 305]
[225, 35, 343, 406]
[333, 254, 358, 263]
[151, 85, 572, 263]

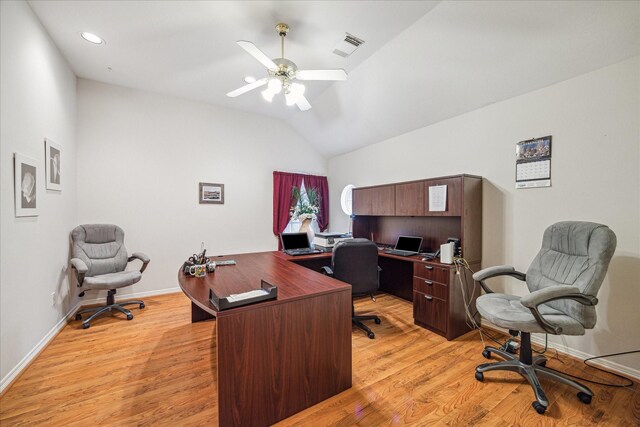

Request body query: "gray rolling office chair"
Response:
[70, 224, 150, 329]
[473, 221, 616, 414]
[321, 238, 381, 339]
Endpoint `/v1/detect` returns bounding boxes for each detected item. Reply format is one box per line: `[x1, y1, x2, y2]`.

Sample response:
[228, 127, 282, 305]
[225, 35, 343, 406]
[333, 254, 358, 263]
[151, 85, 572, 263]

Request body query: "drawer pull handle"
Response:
[425, 266, 433, 270]
[424, 295, 433, 300]
[424, 280, 433, 285]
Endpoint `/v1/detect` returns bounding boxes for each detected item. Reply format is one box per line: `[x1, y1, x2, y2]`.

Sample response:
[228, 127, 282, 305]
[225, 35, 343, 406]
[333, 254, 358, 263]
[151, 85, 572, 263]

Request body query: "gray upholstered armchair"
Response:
[473, 221, 616, 414]
[70, 224, 150, 329]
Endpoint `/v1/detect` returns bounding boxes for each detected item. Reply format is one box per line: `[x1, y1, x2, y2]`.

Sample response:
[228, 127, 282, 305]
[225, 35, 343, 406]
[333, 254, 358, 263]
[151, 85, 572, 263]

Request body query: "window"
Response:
[340, 184, 355, 216]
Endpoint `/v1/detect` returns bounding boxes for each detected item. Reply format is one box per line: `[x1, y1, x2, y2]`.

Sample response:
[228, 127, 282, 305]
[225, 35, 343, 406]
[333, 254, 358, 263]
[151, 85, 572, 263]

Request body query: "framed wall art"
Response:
[45, 138, 61, 191]
[199, 182, 224, 204]
[14, 153, 39, 217]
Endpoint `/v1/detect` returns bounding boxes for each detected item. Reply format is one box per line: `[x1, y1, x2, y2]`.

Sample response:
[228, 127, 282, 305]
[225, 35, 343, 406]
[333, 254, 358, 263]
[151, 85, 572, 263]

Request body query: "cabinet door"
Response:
[413, 291, 448, 334]
[424, 177, 462, 216]
[353, 185, 395, 216]
[395, 181, 425, 216]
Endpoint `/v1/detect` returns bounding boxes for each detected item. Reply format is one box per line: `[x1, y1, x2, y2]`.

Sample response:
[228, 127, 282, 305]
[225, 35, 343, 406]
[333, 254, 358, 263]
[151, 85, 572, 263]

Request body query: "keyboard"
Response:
[284, 249, 322, 256]
[384, 249, 418, 257]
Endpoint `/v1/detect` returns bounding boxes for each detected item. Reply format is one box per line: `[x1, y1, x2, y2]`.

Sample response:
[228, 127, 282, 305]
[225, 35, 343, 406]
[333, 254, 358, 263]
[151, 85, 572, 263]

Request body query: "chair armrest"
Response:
[128, 252, 150, 273]
[520, 286, 598, 334]
[320, 266, 334, 276]
[70, 258, 88, 286]
[472, 265, 526, 294]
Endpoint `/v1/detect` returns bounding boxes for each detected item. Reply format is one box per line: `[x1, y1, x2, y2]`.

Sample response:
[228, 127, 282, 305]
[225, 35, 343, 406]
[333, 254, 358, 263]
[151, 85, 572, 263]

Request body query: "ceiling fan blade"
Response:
[226, 78, 268, 98]
[295, 95, 312, 111]
[237, 41, 277, 70]
[296, 69, 347, 81]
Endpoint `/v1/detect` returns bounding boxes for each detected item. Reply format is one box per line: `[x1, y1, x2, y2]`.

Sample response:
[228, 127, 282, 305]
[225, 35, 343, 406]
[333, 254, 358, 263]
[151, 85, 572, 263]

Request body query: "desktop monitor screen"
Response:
[394, 236, 423, 252]
[281, 233, 310, 250]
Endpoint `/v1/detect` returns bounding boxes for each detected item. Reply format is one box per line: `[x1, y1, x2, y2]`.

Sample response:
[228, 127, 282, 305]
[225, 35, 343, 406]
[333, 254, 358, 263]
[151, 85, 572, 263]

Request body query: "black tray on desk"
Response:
[209, 280, 278, 311]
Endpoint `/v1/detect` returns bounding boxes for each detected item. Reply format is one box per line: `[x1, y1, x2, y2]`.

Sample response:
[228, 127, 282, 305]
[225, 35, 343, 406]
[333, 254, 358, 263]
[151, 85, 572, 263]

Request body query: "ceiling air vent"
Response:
[333, 33, 365, 57]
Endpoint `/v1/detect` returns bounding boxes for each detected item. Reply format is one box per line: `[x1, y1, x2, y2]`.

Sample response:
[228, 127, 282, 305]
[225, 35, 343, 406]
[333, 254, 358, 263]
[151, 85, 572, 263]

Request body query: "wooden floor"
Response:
[1, 293, 637, 426]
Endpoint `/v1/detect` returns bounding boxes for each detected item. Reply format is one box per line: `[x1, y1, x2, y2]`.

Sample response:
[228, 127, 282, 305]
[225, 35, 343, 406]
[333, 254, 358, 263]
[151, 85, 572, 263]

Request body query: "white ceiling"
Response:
[29, 1, 639, 157]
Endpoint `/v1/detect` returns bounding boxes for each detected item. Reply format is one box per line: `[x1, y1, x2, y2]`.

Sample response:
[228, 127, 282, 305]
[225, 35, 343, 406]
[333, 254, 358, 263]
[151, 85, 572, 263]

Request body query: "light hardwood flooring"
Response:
[0, 292, 638, 426]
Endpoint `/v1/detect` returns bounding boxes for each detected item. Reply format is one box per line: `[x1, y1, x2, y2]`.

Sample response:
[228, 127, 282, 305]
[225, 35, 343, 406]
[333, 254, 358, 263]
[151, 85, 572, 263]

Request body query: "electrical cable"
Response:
[542, 350, 638, 388]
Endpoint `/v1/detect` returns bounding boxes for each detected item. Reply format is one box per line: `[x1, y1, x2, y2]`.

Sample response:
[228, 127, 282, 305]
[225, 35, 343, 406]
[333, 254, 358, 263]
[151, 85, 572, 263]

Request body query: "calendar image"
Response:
[515, 136, 552, 189]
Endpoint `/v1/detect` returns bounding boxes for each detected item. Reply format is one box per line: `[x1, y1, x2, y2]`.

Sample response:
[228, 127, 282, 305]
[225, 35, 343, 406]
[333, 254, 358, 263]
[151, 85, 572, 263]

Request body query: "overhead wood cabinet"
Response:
[352, 184, 395, 216]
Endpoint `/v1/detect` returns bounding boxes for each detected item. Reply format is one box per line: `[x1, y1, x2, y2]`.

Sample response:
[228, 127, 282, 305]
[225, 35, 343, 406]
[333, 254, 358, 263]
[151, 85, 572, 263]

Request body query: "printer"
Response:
[313, 232, 353, 249]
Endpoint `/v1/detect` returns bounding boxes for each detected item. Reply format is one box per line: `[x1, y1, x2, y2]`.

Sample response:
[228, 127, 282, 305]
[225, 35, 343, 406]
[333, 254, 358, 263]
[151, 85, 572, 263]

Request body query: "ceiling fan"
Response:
[226, 23, 347, 111]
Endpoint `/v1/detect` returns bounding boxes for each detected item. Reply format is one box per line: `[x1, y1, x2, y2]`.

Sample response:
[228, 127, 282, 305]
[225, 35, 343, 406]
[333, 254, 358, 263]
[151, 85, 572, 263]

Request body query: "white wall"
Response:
[0, 1, 78, 387]
[76, 79, 327, 296]
[328, 57, 640, 374]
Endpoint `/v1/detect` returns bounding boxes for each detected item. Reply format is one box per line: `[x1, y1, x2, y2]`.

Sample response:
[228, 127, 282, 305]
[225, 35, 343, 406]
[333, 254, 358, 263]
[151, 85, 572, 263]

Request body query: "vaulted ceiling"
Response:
[29, 1, 640, 157]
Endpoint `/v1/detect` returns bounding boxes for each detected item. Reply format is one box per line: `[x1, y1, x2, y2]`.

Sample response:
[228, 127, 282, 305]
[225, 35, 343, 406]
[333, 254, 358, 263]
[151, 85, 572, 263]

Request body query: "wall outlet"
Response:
[51, 291, 56, 306]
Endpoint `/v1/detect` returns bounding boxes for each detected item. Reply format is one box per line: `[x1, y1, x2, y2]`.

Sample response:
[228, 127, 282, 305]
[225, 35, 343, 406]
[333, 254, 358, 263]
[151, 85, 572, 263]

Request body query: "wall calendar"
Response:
[515, 135, 552, 189]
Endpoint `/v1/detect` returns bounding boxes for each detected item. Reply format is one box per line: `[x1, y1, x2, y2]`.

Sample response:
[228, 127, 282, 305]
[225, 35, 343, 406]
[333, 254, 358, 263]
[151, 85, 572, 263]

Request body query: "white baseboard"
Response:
[76, 286, 181, 305]
[0, 286, 181, 394]
[481, 322, 640, 381]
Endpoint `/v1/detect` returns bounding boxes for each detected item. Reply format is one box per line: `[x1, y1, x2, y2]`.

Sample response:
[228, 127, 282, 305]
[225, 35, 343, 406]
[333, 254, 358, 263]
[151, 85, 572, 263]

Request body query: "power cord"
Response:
[454, 258, 637, 388]
[542, 350, 638, 388]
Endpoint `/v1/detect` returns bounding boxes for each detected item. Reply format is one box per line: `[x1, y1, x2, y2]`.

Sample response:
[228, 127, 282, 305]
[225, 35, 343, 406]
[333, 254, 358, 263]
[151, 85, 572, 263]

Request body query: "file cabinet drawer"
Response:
[414, 263, 450, 284]
[413, 291, 447, 334]
[413, 277, 448, 300]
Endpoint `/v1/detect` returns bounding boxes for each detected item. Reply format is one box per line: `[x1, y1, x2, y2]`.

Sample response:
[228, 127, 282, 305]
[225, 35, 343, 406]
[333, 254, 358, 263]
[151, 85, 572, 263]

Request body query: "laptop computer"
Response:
[281, 232, 322, 256]
[384, 236, 423, 256]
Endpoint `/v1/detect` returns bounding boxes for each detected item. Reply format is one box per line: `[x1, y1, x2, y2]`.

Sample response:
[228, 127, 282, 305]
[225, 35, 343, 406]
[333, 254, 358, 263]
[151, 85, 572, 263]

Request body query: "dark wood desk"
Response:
[178, 252, 352, 427]
[280, 250, 480, 341]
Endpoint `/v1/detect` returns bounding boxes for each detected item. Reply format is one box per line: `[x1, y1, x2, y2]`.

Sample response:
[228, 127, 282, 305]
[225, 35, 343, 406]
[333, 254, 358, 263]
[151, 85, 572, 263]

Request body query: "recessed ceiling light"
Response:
[244, 76, 256, 84]
[80, 32, 105, 45]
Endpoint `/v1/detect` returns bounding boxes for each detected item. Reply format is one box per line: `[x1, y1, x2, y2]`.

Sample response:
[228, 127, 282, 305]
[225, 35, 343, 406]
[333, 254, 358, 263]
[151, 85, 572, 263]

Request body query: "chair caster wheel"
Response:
[126, 314, 133, 320]
[367, 332, 375, 339]
[374, 318, 381, 324]
[75, 314, 82, 321]
[577, 392, 592, 404]
[475, 371, 484, 381]
[482, 349, 491, 359]
[532, 401, 547, 414]
[140, 303, 145, 309]
[82, 322, 90, 329]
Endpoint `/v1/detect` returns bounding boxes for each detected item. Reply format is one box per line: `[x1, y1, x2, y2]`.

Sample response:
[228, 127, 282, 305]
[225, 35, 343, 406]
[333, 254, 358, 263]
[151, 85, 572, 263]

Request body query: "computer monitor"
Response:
[394, 236, 423, 252]
[280, 232, 311, 251]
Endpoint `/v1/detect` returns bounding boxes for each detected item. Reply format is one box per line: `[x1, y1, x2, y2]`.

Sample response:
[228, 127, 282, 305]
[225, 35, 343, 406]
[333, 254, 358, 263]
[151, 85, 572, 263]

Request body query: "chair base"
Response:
[353, 314, 381, 339]
[474, 332, 593, 414]
[75, 289, 145, 329]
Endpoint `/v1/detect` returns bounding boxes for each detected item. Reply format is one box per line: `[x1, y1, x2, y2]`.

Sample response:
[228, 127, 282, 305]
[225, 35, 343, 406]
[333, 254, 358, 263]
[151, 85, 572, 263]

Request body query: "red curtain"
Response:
[273, 172, 304, 247]
[273, 171, 330, 247]
[302, 174, 329, 232]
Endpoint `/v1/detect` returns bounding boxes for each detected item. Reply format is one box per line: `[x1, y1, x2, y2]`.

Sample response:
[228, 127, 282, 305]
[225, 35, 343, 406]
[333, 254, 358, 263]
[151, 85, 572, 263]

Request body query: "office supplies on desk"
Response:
[209, 279, 277, 310]
[281, 232, 322, 256]
[384, 236, 423, 256]
[215, 260, 236, 266]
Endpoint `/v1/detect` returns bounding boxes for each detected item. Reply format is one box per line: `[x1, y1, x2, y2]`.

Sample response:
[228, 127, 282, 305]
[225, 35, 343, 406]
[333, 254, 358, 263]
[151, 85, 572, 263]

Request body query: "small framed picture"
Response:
[199, 182, 224, 204]
[45, 138, 61, 191]
[14, 153, 39, 217]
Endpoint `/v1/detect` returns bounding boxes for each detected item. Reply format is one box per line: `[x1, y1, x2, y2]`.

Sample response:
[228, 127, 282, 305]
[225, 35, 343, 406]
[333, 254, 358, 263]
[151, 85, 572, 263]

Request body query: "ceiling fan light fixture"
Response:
[261, 88, 276, 102]
[267, 78, 282, 94]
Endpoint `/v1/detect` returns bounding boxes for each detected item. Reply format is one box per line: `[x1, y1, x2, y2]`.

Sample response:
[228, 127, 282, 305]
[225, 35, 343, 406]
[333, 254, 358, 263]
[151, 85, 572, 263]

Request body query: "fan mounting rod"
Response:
[276, 23, 289, 58]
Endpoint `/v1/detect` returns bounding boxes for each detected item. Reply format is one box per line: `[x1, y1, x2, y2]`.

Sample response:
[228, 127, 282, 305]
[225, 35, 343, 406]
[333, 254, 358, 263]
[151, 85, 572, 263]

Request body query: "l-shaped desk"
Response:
[178, 249, 479, 426]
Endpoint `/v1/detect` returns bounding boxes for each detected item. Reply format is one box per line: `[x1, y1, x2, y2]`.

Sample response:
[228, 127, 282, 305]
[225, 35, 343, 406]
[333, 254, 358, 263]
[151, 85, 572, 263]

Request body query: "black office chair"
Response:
[321, 238, 381, 339]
